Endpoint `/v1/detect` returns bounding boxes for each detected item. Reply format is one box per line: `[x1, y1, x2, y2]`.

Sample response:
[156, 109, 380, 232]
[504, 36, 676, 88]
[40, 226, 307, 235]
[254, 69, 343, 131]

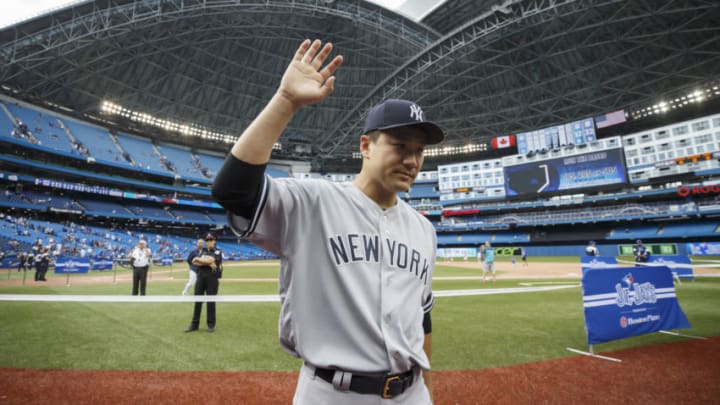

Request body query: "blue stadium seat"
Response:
[115, 132, 172, 175]
[3, 103, 76, 154]
[63, 121, 132, 166]
[156, 143, 209, 183]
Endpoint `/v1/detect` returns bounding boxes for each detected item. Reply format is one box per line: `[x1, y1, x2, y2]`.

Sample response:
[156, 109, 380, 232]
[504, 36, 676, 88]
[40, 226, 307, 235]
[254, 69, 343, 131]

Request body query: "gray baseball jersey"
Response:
[228, 176, 436, 374]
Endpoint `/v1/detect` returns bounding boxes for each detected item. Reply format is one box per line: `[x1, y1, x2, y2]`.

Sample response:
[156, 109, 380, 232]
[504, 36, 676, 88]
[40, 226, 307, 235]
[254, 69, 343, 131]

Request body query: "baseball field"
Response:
[1, 257, 719, 404]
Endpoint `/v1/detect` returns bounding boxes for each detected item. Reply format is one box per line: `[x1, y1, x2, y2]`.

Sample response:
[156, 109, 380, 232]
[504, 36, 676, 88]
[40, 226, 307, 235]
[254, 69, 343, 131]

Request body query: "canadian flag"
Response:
[491, 134, 516, 149]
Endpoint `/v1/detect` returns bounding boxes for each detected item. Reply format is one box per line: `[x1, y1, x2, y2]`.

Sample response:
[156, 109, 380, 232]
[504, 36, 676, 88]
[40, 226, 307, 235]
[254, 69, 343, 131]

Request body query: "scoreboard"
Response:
[516, 118, 596, 155]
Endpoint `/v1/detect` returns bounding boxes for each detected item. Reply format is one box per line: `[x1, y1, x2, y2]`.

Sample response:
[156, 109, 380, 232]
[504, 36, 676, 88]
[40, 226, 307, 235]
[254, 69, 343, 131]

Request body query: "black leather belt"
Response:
[314, 366, 416, 399]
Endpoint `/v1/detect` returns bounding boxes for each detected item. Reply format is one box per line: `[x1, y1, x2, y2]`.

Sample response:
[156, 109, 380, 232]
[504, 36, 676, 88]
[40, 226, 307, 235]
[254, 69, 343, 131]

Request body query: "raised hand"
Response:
[277, 39, 344, 111]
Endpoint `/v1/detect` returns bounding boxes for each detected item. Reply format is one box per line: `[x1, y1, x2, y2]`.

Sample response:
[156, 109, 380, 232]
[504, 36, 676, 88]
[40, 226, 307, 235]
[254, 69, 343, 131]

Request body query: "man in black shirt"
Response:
[184, 233, 223, 333]
[633, 239, 650, 265]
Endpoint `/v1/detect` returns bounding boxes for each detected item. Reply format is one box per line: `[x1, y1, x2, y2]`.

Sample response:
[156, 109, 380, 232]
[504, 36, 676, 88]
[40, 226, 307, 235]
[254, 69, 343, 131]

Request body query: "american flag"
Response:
[594, 110, 627, 129]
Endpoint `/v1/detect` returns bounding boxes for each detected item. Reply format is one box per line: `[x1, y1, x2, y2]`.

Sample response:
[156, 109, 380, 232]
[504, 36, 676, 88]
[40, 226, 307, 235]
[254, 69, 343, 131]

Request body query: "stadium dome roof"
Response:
[1, 0, 719, 171]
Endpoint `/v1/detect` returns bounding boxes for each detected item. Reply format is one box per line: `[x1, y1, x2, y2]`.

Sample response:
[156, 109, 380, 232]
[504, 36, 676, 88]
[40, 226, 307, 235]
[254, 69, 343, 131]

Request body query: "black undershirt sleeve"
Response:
[423, 312, 432, 334]
[211, 154, 267, 219]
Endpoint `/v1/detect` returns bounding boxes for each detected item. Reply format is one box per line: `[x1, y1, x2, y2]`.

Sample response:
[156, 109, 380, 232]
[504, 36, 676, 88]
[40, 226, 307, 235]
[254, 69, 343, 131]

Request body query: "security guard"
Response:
[184, 232, 223, 333]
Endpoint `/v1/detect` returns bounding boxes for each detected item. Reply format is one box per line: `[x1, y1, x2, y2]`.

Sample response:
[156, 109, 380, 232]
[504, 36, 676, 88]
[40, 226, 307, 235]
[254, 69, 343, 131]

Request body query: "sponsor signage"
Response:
[677, 184, 720, 197]
[618, 244, 676, 256]
[582, 266, 690, 345]
[686, 242, 720, 256]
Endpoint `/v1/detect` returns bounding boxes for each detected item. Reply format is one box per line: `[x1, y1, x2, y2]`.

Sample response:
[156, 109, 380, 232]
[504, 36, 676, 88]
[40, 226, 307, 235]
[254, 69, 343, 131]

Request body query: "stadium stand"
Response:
[194, 152, 224, 178]
[115, 132, 173, 176]
[63, 120, 133, 167]
[2, 90, 720, 265]
[156, 143, 209, 183]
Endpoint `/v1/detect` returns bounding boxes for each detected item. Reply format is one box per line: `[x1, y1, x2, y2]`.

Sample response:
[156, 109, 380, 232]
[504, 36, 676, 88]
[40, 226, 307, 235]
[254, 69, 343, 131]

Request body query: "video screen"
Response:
[503, 148, 627, 197]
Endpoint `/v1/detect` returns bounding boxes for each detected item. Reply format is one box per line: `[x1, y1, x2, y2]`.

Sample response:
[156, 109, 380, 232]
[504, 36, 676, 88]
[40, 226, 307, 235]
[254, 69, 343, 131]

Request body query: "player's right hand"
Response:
[277, 39, 344, 111]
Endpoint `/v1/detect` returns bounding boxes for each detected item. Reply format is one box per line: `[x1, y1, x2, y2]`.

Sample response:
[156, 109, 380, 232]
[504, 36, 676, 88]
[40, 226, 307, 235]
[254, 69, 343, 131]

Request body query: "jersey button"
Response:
[393, 352, 401, 360]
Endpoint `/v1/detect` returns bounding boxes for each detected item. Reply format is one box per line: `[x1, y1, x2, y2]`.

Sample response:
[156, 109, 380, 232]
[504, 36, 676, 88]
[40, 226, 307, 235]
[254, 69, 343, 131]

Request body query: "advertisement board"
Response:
[618, 244, 677, 256]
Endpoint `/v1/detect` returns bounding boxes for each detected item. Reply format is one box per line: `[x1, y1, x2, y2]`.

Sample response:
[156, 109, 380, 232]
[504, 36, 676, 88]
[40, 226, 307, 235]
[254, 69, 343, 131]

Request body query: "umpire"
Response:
[184, 232, 223, 333]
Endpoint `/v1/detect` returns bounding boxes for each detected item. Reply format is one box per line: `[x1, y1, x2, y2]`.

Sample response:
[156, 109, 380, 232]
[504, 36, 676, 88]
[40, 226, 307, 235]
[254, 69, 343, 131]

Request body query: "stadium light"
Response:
[629, 80, 719, 120]
[100, 99, 245, 146]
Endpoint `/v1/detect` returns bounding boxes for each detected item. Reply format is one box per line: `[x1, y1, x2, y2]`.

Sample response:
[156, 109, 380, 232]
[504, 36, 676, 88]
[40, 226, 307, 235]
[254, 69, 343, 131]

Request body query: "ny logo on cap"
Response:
[410, 104, 424, 122]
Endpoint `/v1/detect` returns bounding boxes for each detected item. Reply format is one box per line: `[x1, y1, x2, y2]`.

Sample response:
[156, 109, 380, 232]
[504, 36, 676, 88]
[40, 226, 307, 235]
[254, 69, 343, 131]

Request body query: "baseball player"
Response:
[481, 241, 496, 283]
[184, 232, 223, 333]
[182, 239, 204, 296]
[212, 39, 441, 403]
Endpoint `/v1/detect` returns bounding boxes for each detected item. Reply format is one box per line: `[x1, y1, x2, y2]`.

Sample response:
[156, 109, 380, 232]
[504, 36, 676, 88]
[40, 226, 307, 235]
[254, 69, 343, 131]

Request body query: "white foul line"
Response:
[0, 285, 579, 303]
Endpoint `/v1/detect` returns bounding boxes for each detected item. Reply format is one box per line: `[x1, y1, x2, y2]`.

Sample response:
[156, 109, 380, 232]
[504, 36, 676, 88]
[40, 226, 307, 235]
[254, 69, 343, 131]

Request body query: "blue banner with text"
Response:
[54, 256, 90, 274]
[582, 266, 690, 345]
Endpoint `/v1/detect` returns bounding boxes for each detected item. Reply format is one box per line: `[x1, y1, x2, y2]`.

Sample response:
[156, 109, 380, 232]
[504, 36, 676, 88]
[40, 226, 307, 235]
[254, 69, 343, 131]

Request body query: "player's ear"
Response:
[359, 134, 371, 159]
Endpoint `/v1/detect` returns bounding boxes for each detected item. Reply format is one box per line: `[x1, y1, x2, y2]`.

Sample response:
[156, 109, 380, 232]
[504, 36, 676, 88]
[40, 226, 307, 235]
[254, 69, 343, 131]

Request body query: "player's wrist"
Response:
[272, 89, 304, 114]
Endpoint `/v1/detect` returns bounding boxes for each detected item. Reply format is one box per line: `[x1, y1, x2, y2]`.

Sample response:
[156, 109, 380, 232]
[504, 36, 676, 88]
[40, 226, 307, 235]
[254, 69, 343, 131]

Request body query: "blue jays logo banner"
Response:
[54, 256, 90, 274]
[582, 266, 690, 345]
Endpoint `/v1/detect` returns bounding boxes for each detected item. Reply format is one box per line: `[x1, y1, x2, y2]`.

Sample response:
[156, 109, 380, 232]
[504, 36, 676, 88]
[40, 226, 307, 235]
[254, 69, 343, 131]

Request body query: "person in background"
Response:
[34, 246, 49, 282]
[633, 239, 650, 265]
[184, 232, 223, 333]
[482, 241, 496, 283]
[521, 247, 528, 266]
[182, 239, 204, 296]
[129, 240, 151, 295]
[585, 241, 599, 257]
[17, 252, 28, 272]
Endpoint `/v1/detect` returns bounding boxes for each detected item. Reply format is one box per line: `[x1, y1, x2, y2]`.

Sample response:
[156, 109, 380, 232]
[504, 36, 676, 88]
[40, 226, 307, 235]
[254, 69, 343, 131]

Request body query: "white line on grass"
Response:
[0, 285, 579, 302]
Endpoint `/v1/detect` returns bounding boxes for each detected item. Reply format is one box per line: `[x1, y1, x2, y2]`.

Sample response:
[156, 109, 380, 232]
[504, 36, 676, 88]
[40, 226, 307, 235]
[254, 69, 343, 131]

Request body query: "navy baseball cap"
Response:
[362, 99, 444, 144]
[204, 232, 217, 241]
[636, 239, 642, 243]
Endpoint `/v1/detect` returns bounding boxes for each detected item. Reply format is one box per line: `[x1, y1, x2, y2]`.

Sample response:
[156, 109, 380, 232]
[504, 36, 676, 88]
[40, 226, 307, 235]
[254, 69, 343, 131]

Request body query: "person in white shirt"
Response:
[129, 240, 152, 295]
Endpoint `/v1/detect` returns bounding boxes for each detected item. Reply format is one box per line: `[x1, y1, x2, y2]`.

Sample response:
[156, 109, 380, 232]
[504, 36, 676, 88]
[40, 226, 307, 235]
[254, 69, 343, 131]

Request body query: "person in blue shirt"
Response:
[482, 241, 496, 283]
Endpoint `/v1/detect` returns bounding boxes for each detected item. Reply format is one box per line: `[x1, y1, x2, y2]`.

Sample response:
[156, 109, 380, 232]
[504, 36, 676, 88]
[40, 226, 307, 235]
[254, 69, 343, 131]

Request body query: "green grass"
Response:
[1, 261, 718, 372]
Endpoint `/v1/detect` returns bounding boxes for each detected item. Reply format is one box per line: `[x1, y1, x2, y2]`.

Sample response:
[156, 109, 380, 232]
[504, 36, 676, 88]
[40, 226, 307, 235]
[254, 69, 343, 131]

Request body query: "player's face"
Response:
[362, 128, 426, 193]
[196, 240, 204, 249]
[206, 239, 216, 249]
